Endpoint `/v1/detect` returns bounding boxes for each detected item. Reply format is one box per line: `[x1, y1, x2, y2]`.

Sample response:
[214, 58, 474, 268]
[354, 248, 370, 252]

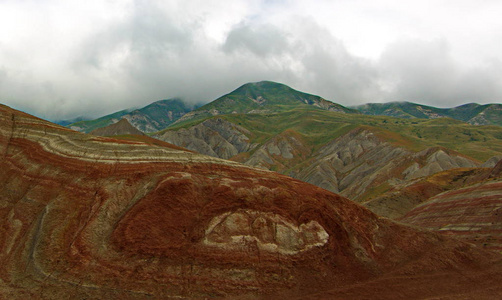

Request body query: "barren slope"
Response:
[401, 178, 502, 251]
[363, 167, 494, 219]
[1, 104, 502, 299]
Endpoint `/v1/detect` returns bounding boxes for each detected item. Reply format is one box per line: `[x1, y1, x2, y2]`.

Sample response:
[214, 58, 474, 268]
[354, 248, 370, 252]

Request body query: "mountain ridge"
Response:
[352, 101, 502, 126]
[62, 82, 501, 137]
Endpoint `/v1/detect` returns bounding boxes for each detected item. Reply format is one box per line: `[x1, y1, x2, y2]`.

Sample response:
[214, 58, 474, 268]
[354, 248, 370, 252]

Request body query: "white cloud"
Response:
[378, 38, 502, 107]
[0, 0, 501, 120]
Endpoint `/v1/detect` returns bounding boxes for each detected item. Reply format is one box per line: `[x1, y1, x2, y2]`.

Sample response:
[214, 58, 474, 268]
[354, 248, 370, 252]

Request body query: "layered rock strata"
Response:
[401, 180, 502, 251]
[1, 104, 502, 299]
[363, 167, 494, 219]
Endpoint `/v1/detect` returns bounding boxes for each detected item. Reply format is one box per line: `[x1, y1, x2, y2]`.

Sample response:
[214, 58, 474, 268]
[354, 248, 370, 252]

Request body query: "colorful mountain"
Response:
[401, 176, 502, 251]
[2, 103, 502, 298]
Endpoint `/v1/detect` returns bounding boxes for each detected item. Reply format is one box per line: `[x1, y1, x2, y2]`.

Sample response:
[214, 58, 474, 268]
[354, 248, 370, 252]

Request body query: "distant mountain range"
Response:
[63, 81, 501, 135]
[351, 101, 502, 126]
[64, 81, 502, 210]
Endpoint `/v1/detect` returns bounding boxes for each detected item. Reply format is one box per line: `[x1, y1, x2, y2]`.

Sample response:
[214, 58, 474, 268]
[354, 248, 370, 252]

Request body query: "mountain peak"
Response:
[173, 81, 357, 125]
[234, 80, 289, 90]
[231, 80, 314, 98]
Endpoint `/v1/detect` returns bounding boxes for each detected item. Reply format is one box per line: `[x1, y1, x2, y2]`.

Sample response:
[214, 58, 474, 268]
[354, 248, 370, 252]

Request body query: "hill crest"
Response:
[90, 118, 145, 136]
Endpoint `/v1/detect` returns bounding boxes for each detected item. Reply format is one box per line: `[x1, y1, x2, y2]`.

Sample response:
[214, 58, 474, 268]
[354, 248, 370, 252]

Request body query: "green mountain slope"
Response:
[174, 81, 357, 125]
[352, 101, 502, 126]
[68, 98, 193, 133]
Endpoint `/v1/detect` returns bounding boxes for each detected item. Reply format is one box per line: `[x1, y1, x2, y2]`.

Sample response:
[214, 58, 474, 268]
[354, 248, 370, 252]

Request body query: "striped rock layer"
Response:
[1, 104, 502, 299]
[402, 180, 502, 251]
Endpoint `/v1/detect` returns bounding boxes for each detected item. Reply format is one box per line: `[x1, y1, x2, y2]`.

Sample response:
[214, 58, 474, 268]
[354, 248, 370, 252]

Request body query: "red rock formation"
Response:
[401, 180, 502, 252]
[1, 104, 502, 299]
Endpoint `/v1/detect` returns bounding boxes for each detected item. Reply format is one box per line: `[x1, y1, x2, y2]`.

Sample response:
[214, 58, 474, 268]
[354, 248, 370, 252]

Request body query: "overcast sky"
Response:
[1, 0, 502, 120]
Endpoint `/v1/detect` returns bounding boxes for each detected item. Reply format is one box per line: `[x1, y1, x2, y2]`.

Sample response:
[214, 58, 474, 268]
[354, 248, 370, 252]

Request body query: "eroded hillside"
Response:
[155, 109, 502, 205]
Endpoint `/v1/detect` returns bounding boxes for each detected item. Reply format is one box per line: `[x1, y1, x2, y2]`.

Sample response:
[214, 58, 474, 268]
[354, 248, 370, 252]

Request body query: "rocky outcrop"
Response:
[245, 130, 310, 170]
[90, 118, 145, 136]
[155, 118, 256, 159]
[2, 103, 502, 299]
[202, 210, 329, 255]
